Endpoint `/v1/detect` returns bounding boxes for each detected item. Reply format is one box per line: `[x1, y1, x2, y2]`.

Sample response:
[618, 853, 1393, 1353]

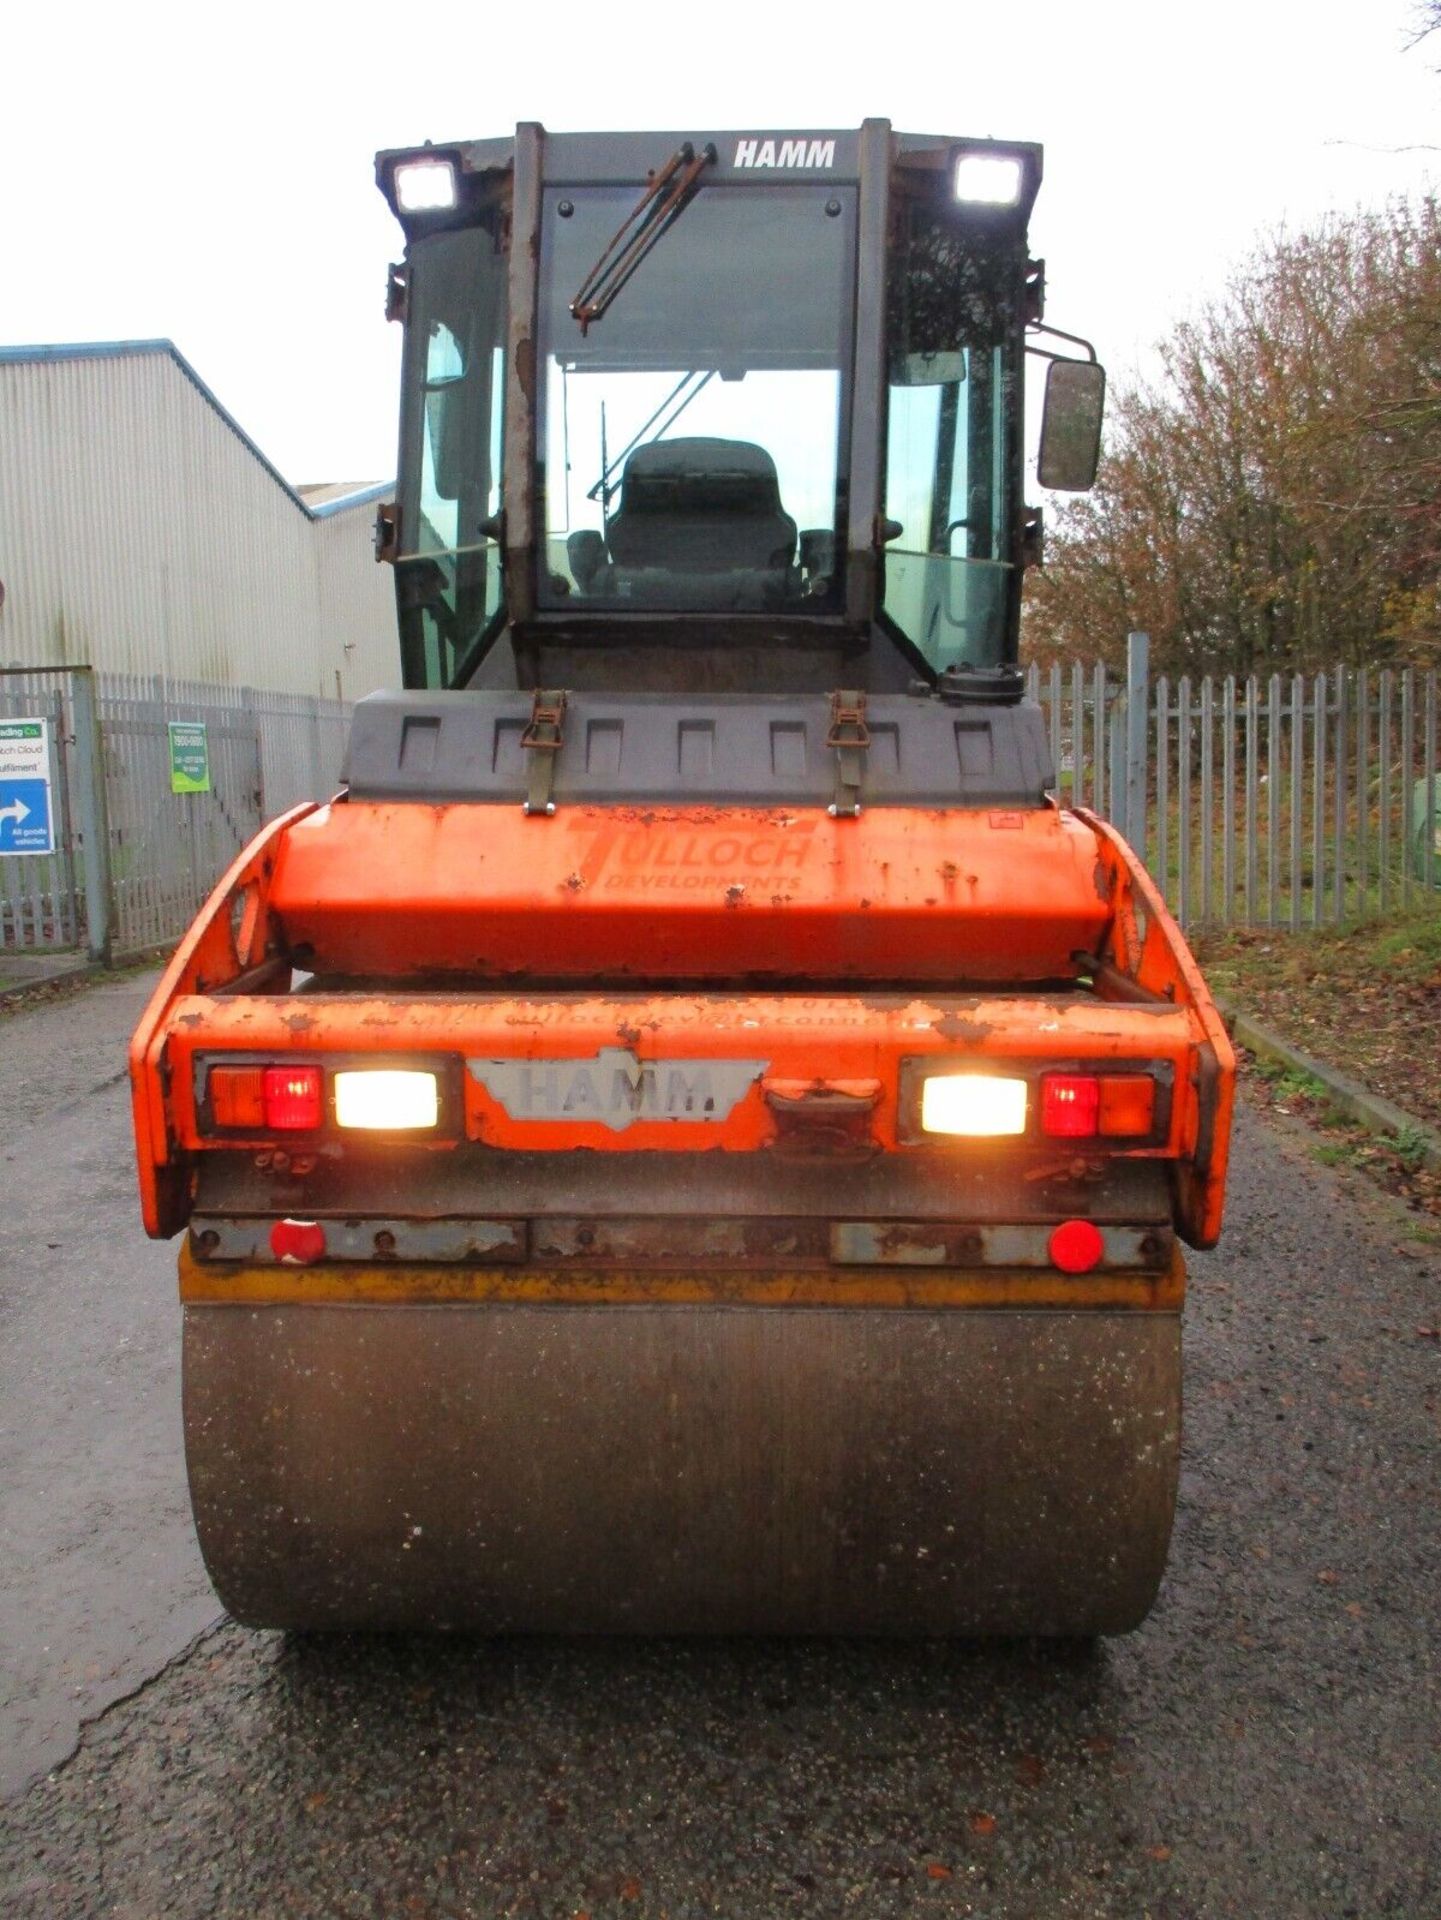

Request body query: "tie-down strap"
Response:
[826, 689, 870, 818]
[521, 688, 567, 816]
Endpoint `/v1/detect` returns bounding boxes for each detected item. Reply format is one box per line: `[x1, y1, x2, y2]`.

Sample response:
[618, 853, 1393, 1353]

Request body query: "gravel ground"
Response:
[2, 1103, 1438, 1919]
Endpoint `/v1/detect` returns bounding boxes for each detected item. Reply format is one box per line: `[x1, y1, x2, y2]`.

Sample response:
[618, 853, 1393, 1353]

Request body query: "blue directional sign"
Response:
[0, 719, 56, 856]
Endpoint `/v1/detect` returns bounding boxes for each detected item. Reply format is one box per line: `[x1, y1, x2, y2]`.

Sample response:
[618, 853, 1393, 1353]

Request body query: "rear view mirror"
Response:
[1038, 360, 1106, 491]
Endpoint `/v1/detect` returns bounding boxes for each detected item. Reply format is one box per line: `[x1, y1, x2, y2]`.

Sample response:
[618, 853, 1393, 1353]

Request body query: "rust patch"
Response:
[284, 1012, 315, 1035]
[514, 333, 535, 402]
[725, 885, 746, 907]
[932, 1011, 995, 1044]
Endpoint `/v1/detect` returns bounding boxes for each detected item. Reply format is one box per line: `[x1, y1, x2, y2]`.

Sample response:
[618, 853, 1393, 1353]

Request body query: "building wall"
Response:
[312, 500, 400, 703]
[0, 346, 399, 699]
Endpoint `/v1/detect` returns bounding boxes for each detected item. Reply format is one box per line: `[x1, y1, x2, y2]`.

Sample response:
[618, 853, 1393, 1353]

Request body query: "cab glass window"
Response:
[395, 221, 507, 689]
[882, 209, 1022, 671]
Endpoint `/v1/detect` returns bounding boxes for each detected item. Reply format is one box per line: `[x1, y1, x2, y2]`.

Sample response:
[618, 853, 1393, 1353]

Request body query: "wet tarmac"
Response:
[1, 977, 1437, 1916]
[0, 971, 219, 1800]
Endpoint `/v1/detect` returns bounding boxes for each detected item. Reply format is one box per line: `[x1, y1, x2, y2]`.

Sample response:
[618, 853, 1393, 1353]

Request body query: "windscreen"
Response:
[537, 183, 854, 614]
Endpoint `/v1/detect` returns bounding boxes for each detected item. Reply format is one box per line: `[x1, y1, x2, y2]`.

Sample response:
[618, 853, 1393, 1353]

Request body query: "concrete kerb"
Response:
[0, 953, 103, 1003]
[1219, 997, 1441, 1173]
[0, 945, 168, 1008]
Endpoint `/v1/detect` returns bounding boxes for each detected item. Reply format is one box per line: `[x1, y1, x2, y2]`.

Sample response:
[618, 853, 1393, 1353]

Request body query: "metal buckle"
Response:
[521, 689, 567, 816]
[826, 689, 869, 818]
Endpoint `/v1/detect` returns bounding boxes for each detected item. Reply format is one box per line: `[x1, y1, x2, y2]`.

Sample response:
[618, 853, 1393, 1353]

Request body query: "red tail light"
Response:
[1041, 1073, 1100, 1138]
[263, 1065, 323, 1130]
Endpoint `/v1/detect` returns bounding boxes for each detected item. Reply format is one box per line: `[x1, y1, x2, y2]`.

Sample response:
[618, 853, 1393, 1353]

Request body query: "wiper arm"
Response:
[570, 142, 716, 334]
[585, 370, 716, 506]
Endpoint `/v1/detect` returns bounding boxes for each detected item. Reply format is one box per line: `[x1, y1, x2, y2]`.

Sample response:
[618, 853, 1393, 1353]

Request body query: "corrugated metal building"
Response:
[0, 341, 398, 700]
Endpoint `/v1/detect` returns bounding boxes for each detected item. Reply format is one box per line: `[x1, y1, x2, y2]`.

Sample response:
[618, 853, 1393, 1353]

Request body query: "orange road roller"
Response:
[130, 122, 1234, 1634]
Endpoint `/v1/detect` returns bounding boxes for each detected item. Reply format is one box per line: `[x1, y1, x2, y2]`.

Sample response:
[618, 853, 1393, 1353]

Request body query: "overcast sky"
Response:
[5, 0, 1436, 486]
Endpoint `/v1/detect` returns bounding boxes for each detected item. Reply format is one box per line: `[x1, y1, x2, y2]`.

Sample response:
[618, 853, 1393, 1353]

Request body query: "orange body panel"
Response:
[267, 800, 1112, 982]
[157, 987, 1201, 1159]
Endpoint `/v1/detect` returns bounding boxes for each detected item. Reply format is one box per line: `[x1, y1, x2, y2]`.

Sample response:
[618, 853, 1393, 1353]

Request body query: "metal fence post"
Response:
[69, 668, 114, 964]
[1107, 699, 1125, 836]
[1124, 630, 1150, 865]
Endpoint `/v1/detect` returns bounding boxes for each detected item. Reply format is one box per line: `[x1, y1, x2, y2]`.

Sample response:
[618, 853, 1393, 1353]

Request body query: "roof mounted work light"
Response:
[948, 140, 1041, 222]
[394, 158, 458, 213]
[954, 152, 1023, 206]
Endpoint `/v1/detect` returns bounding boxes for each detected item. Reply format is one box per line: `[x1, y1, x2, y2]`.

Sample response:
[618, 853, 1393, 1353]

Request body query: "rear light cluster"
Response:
[914, 1067, 1161, 1142]
[205, 1062, 442, 1134]
[1040, 1072, 1156, 1141]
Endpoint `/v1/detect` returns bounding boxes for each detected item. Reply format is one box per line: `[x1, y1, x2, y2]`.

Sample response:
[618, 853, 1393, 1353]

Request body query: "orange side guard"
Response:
[129, 803, 316, 1234]
[1082, 811, 1236, 1246]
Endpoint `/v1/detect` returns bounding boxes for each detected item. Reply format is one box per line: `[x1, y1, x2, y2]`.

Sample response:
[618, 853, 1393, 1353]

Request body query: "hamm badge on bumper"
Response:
[468, 1050, 769, 1131]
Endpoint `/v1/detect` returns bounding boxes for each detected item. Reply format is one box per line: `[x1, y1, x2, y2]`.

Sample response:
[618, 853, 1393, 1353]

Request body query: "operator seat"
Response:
[606, 437, 797, 579]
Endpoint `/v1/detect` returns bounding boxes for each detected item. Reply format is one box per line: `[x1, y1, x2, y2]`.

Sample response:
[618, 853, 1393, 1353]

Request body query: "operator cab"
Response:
[376, 125, 1103, 698]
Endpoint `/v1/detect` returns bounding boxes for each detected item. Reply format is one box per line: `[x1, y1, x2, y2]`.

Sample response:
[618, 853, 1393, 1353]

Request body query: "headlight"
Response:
[920, 1073, 1028, 1137]
[334, 1068, 439, 1131]
[953, 153, 1023, 207]
[394, 159, 458, 213]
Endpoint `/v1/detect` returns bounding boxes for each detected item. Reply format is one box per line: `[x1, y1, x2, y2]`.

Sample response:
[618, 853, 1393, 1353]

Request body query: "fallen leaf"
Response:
[1082, 1735, 1113, 1755]
[303, 1792, 328, 1813]
[1147, 1844, 1172, 1863]
[620, 1879, 641, 1902]
[1316, 1570, 1339, 1586]
[969, 1811, 997, 1836]
[1345, 1601, 1364, 1618]
[1015, 1753, 1046, 1786]
[926, 1862, 953, 1880]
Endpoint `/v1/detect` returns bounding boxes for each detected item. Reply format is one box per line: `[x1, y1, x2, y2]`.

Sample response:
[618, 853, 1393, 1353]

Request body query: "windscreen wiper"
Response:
[584, 370, 716, 506]
[570, 142, 716, 334]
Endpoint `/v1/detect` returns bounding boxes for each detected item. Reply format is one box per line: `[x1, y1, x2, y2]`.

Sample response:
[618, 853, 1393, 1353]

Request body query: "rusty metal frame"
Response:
[845, 117, 892, 627]
[503, 121, 543, 626]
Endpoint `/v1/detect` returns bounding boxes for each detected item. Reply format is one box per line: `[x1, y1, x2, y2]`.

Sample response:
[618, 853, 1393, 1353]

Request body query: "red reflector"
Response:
[1041, 1073, 1100, 1138]
[269, 1218, 327, 1265]
[1049, 1219, 1105, 1275]
[263, 1065, 323, 1130]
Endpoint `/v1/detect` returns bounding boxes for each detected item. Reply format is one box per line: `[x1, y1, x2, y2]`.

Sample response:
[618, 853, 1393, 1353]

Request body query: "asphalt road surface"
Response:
[1, 974, 1437, 1917]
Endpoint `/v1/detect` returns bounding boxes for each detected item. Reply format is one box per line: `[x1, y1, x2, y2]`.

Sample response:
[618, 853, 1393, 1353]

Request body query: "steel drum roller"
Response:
[184, 1294, 1181, 1636]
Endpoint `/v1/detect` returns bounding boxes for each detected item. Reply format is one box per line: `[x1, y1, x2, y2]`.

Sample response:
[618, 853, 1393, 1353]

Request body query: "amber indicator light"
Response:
[208, 1064, 267, 1130]
[1098, 1074, 1156, 1137]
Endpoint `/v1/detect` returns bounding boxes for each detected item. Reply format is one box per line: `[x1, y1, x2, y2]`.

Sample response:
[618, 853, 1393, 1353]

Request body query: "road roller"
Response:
[129, 123, 1235, 1635]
